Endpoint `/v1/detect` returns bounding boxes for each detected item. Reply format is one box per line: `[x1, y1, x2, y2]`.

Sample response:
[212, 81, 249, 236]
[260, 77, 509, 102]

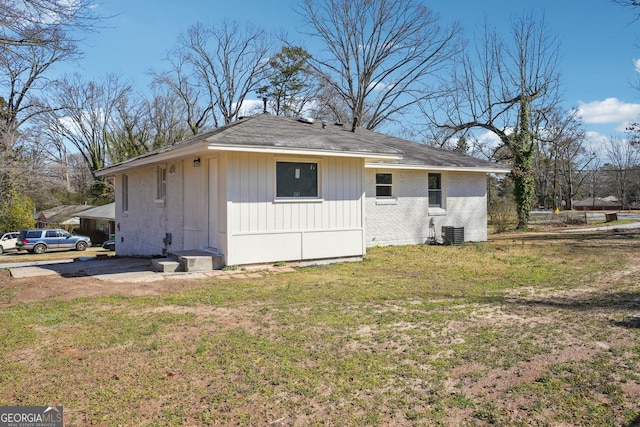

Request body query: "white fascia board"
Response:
[365, 161, 511, 174]
[95, 144, 207, 176]
[206, 143, 402, 160]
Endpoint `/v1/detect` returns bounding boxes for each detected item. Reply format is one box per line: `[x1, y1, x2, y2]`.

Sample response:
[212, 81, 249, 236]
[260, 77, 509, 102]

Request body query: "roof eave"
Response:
[95, 143, 207, 176]
[206, 143, 402, 160]
[365, 162, 511, 174]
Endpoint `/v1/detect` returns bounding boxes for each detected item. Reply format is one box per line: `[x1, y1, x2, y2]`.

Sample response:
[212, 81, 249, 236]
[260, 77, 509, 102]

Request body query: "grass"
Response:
[1, 231, 639, 425]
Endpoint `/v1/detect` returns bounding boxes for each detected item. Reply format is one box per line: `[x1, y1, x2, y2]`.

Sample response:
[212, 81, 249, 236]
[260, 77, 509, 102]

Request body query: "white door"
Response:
[208, 158, 219, 251]
[183, 158, 207, 249]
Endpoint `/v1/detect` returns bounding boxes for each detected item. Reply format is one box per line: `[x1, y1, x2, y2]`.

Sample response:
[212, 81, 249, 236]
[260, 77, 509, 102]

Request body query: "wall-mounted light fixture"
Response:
[193, 157, 201, 167]
[169, 164, 176, 174]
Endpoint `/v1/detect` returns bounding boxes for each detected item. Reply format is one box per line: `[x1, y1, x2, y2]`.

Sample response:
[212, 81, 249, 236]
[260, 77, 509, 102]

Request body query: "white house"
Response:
[96, 114, 509, 267]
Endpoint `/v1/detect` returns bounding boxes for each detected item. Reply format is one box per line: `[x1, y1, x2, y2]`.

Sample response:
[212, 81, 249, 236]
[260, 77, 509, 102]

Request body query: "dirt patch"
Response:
[0, 269, 209, 304]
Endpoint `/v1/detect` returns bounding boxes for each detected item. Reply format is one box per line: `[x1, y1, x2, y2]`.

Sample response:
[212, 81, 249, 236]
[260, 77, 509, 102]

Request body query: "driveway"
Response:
[4, 256, 166, 283]
[558, 212, 640, 233]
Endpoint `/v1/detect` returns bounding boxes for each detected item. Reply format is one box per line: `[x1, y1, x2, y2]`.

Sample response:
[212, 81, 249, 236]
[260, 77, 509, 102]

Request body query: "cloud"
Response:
[476, 130, 503, 148]
[368, 81, 395, 91]
[577, 98, 640, 124]
[236, 99, 264, 116]
[584, 130, 609, 156]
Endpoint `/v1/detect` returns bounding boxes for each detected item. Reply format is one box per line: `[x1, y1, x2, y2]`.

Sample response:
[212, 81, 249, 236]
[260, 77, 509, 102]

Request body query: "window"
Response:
[428, 173, 442, 208]
[157, 166, 167, 199]
[122, 174, 129, 212]
[376, 173, 393, 197]
[276, 161, 318, 198]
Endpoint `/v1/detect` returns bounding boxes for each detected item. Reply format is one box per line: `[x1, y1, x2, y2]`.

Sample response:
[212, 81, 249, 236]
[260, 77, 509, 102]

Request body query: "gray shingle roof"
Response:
[34, 205, 94, 224]
[76, 203, 115, 220]
[98, 114, 509, 174]
[205, 114, 402, 156]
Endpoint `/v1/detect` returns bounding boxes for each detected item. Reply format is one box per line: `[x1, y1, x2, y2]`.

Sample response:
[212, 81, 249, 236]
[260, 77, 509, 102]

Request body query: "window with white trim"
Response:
[157, 165, 167, 199]
[276, 161, 319, 198]
[376, 172, 393, 197]
[122, 174, 129, 212]
[428, 173, 442, 208]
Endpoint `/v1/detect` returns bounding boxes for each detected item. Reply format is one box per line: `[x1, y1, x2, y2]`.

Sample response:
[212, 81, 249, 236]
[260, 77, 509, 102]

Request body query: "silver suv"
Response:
[17, 229, 91, 254]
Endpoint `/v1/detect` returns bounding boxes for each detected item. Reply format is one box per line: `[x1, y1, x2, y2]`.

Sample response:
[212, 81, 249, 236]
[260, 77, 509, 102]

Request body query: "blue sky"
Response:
[56, 0, 640, 154]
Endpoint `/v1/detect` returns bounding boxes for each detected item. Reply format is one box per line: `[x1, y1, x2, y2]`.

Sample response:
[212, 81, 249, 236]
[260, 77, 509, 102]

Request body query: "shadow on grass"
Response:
[490, 229, 640, 247]
[610, 316, 640, 329]
[627, 413, 640, 427]
[470, 290, 640, 317]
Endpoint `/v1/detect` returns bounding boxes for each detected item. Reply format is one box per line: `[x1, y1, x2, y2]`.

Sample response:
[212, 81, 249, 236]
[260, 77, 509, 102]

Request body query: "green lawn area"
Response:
[1, 231, 639, 425]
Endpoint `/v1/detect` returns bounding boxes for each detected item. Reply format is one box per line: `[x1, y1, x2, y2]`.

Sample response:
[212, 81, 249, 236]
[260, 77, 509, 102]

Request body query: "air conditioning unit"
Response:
[442, 226, 464, 246]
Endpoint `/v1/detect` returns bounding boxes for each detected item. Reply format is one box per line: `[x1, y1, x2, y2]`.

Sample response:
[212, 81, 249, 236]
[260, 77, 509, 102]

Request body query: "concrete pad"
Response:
[10, 266, 61, 278]
[93, 271, 164, 283]
[2, 259, 74, 269]
[163, 272, 209, 280]
[203, 270, 227, 277]
[151, 258, 181, 272]
[8, 257, 156, 281]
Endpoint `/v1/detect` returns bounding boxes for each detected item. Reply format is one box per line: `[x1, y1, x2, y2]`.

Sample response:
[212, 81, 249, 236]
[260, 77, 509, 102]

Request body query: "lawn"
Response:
[0, 230, 639, 426]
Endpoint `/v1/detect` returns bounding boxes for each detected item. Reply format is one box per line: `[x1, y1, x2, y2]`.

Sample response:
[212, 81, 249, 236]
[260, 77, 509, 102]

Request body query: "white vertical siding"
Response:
[226, 153, 363, 234]
[224, 153, 365, 265]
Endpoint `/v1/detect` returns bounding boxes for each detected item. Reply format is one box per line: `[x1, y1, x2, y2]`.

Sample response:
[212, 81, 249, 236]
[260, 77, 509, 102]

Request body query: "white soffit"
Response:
[365, 162, 511, 174]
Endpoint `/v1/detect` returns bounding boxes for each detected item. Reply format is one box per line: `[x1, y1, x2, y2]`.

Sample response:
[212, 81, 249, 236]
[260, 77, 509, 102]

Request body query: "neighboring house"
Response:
[573, 197, 622, 211]
[34, 205, 94, 228]
[96, 114, 509, 267]
[76, 203, 116, 245]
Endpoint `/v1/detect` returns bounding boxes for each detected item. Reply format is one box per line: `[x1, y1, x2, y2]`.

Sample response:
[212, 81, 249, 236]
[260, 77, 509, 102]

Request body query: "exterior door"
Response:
[183, 158, 207, 250]
[208, 158, 218, 251]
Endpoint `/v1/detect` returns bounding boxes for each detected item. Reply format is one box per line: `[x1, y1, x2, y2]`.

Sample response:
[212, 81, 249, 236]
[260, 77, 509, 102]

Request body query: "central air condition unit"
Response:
[442, 226, 464, 246]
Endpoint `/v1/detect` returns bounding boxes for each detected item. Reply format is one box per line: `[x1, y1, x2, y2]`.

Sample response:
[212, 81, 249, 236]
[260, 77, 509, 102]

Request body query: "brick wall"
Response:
[364, 169, 488, 246]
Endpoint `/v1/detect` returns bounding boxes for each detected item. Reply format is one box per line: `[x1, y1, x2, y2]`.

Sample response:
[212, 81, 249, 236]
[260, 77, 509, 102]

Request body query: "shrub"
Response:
[489, 199, 517, 233]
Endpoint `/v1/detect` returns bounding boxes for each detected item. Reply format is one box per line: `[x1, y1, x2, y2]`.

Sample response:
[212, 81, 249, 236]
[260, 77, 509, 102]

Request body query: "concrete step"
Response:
[168, 250, 225, 272]
[151, 258, 182, 272]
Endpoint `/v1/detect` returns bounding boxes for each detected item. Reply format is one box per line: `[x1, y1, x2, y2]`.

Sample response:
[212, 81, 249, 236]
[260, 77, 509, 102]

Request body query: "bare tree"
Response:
[0, 32, 79, 202]
[173, 21, 270, 126]
[297, 0, 460, 130]
[307, 70, 351, 123]
[38, 73, 132, 176]
[533, 108, 591, 210]
[605, 136, 640, 209]
[108, 87, 192, 162]
[0, 0, 104, 215]
[144, 87, 191, 149]
[106, 94, 153, 164]
[151, 52, 212, 135]
[428, 13, 560, 229]
[0, 0, 101, 49]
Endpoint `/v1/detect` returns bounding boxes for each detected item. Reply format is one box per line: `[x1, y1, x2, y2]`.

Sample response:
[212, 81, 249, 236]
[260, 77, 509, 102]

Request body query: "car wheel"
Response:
[33, 244, 46, 254]
[0, 245, 3, 255]
[76, 241, 88, 251]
